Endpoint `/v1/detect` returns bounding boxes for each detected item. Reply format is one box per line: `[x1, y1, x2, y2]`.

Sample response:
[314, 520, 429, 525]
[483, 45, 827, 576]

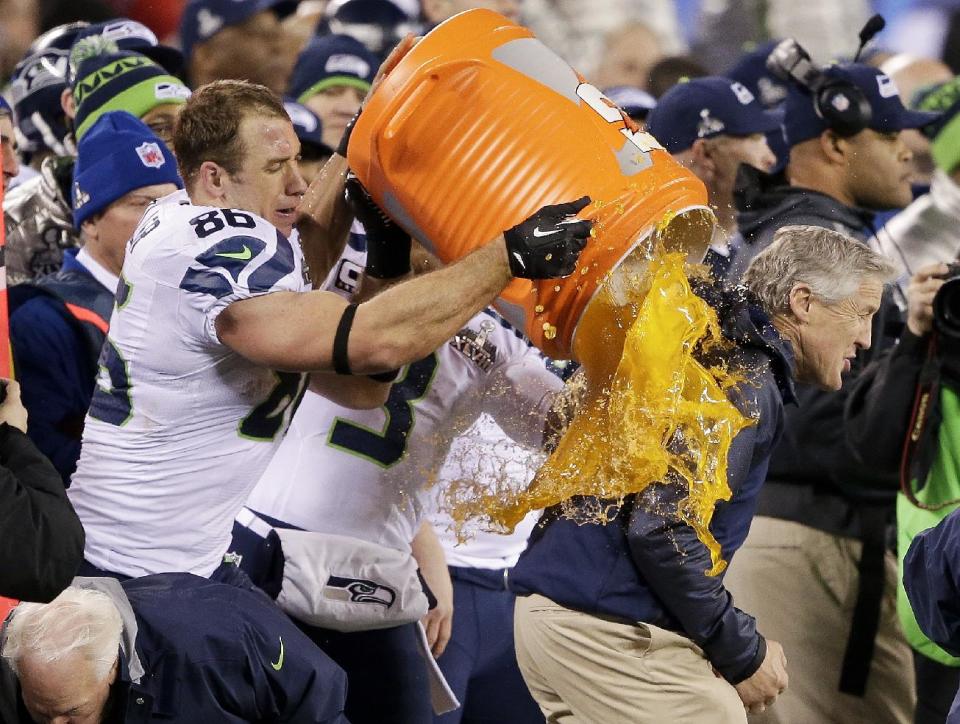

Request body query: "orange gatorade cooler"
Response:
[347, 8, 714, 360]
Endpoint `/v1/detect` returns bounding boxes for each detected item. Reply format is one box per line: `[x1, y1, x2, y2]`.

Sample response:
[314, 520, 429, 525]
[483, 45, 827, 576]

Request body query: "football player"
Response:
[231, 223, 564, 723]
[67, 78, 591, 582]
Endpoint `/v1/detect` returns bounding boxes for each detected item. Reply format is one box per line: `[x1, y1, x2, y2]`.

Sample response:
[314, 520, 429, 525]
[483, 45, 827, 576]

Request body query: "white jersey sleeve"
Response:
[68, 196, 310, 579]
[430, 414, 544, 569]
[169, 206, 308, 346]
[475, 313, 564, 449]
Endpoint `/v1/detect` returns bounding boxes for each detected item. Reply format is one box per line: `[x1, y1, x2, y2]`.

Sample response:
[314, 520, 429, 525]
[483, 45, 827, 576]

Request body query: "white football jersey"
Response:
[245, 240, 563, 553]
[68, 191, 309, 578]
[430, 414, 544, 570]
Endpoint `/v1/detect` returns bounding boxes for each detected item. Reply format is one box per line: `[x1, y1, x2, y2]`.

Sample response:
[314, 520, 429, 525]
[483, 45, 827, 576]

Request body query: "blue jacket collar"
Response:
[59, 247, 85, 274]
[691, 278, 797, 405]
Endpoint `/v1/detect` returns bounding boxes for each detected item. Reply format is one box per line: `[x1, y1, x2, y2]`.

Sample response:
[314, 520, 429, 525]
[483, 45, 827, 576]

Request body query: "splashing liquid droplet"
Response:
[445, 247, 752, 577]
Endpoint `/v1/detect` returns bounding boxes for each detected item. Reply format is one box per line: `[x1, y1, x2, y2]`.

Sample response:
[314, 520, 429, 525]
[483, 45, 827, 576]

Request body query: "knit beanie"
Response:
[288, 34, 377, 103]
[72, 111, 183, 226]
[915, 76, 960, 174]
[72, 49, 190, 140]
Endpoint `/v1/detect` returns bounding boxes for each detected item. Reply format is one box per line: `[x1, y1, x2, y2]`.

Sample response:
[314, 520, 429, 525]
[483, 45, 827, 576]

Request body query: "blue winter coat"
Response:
[511, 294, 796, 684]
[904, 510, 960, 723]
[1, 573, 350, 722]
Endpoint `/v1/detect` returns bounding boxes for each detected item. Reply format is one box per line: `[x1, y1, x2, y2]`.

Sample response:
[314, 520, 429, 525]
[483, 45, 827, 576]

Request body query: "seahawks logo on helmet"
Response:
[324, 576, 397, 608]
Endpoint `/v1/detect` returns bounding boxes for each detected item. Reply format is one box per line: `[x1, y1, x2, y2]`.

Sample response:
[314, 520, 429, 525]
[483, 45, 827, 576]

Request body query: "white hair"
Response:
[744, 225, 898, 314]
[1, 587, 122, 682]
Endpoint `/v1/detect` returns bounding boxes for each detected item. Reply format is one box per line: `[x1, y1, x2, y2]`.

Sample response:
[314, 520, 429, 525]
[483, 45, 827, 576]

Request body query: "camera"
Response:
[934, 262, 960, 340]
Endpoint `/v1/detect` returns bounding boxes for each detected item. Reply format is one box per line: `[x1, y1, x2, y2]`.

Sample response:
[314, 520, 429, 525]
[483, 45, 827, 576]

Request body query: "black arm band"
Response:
[368, 368, 402, 383]
[333, 303, 359, 375]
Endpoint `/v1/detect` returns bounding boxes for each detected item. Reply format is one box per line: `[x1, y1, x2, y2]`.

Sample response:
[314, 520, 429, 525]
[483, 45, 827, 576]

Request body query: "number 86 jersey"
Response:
[68, 192, 309, 579]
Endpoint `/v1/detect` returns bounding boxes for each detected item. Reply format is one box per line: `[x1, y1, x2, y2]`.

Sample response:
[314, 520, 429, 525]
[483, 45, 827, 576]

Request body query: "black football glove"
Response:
[336, 110, 361, 157]
[504, 197, 592, 279]
[344, 172, 412, 279]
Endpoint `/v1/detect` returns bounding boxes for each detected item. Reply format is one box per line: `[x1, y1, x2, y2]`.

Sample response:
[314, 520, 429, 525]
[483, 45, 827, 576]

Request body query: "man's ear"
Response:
[689, 138, 717, 184]
[197, 161, 228, 201]
[81, 217, 99, 242]
[787, 282, 815, 322]
[61, 87, 76, 120]
[819, 129, 848, 166]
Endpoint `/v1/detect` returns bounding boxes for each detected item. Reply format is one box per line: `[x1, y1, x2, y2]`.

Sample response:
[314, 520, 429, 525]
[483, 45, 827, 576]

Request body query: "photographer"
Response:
[846, 76, 960, 724]
[0, 379, 84, 602]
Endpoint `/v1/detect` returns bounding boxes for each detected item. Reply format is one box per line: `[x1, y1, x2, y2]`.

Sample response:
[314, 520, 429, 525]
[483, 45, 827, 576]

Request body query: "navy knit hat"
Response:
[646, 77, 782, 153]
[8, 49, 73, 162]
[70, 18, 184, 81]
[288, 34, 377, 103]
[783, 63, 941, 147]
[283, 99, 333, 155]
[72, 50, 190, 140]
[72, 111, 183, 226]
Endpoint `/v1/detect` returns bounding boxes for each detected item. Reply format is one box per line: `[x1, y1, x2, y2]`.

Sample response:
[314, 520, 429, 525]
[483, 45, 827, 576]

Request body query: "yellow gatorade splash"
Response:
[443, 226, 755, 576]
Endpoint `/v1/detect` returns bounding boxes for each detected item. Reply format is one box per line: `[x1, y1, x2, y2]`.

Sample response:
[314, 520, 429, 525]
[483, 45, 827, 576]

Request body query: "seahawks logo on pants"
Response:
[324, 576, 397, 608]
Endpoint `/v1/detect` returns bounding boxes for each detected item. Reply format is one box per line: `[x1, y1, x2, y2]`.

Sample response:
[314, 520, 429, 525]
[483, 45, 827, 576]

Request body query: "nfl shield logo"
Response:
[831, 93, 851, 113]
[136, 142, 165, 169]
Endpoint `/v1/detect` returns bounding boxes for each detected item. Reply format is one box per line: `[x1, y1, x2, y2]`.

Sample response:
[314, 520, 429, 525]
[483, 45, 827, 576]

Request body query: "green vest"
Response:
[898, 385, 960, 666]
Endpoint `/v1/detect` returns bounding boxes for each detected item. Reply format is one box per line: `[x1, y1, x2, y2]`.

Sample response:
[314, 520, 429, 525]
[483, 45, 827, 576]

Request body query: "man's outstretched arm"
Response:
[216, 198, 592, 374]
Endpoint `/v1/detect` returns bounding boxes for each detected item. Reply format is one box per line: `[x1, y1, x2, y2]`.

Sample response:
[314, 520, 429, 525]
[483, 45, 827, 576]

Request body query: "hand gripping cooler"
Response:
[347, 8, 714, 359]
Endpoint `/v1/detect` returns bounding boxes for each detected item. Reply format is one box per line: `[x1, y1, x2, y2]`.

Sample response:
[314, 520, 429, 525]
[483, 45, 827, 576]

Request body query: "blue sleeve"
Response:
[904, 511, 960, 658]
[625, 379, 780, 684]
[10, 298, 93, 485]
[243, 597, 350, 721]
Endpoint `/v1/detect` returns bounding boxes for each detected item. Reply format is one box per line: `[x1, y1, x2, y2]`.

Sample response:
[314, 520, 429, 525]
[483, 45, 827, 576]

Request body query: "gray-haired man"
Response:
[511, 226, 898, 723]
[0, 577, 349, 721]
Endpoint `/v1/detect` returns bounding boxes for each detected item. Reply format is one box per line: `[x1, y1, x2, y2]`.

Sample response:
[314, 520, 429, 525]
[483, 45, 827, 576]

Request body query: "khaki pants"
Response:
[724, 516, 916, 724]
[514, 593, 748, 723]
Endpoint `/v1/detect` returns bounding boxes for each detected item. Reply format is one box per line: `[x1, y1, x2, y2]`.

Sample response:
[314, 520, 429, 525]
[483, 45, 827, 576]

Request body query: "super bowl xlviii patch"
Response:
[324, 576, 396, 608]
[73, 181, 90, 209]
[697, 108, 725, 137]
[450, 319, 498, 372]
[136, 141, 165, 168]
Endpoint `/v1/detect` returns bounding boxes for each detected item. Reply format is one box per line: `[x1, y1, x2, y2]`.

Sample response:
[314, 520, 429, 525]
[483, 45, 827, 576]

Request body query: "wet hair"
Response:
[173, 79, 288, 188]
[744, 225, 898, 313]
[2, 587, 122, 682]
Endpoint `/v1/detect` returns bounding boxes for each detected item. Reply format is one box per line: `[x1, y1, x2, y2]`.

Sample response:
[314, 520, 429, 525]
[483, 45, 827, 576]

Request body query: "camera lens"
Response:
[934, 277, 960, 339]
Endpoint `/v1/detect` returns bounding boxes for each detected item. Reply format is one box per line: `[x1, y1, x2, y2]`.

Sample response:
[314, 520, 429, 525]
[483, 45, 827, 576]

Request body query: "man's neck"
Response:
[771, 313, 804, 375]
[77, 245, 121, 290]
[187, 185, 221, 209]
[786, 161, 856, 208]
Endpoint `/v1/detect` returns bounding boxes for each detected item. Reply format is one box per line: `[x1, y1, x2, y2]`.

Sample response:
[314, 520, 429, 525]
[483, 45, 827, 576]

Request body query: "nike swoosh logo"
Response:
[271, 636, 284, 670]
[532, 227, 561, 238]
[216, 245, 252, 261]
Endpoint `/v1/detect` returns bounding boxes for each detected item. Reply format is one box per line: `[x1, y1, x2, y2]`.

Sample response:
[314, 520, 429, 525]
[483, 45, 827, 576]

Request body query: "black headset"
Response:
[765, 15, 886, 137]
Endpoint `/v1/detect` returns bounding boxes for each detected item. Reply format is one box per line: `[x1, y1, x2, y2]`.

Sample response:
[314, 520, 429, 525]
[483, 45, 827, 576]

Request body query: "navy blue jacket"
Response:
[904, 511, 960, 723]
[9, 249, 114, 484]
[722, 182, 905, 535]
[1, 574, 349, 722]
[511, 292, 796, 684]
